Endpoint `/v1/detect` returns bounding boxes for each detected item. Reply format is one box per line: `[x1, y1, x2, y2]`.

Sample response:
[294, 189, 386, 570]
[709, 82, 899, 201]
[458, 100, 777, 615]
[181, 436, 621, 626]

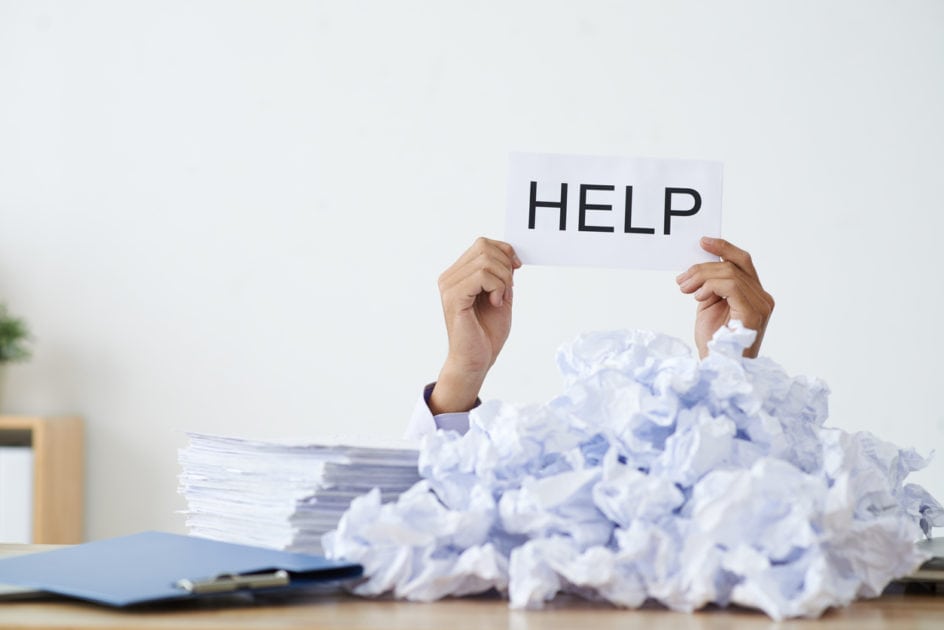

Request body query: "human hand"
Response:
[676, 237, 774, 359]
[429, 237, 522, 414]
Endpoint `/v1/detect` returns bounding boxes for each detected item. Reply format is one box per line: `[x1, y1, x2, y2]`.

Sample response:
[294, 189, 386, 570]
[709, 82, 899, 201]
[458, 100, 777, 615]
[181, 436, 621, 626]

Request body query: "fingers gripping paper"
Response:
[323, 323, 944, 620]
[505, 153, 723, 271]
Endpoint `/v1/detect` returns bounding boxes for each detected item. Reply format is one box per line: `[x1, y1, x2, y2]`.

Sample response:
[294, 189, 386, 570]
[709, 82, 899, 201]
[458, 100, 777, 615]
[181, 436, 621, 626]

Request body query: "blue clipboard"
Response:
[0, 531, 362, 607]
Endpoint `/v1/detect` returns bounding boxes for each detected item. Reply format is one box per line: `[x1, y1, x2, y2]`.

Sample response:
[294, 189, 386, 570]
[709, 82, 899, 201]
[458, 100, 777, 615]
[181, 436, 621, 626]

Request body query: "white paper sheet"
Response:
[505, 152, 723, 271]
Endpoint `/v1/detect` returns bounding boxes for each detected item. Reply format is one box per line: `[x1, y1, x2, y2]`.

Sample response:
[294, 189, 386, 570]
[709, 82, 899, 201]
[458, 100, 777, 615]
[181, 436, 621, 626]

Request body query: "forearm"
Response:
[428, 362, 487, 415]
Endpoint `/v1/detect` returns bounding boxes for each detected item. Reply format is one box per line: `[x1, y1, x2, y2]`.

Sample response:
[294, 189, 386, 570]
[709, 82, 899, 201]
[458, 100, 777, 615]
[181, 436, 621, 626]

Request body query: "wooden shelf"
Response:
[0, 416, 83, 543]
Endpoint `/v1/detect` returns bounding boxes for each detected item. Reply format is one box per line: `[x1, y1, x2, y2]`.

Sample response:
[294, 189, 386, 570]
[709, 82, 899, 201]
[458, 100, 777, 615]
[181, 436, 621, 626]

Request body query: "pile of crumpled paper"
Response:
[323, 322, 943, 619]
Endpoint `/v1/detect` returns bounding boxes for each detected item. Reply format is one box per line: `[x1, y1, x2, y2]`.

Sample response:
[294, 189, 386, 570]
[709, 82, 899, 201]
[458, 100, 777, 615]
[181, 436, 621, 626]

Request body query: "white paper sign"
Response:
[505, 153, 722, 271]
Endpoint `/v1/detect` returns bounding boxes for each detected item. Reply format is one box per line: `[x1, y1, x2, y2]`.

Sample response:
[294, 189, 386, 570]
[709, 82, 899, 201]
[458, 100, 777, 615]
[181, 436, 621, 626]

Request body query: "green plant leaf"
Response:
[0, 303, 33, 362]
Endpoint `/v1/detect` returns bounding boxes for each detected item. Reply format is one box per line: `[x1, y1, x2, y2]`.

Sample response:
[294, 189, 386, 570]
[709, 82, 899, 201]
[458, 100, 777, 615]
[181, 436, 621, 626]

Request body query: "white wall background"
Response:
[1, 0, 942, 541]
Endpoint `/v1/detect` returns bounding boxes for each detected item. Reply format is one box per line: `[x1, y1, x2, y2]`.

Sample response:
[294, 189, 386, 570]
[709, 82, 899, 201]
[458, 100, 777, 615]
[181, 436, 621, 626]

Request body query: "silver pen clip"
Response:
[175, 569, 290, 594]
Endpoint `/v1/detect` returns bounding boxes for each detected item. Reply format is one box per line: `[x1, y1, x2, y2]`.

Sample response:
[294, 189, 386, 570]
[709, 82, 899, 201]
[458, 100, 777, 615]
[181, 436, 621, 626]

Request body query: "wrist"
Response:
[429, 363, 487, 415]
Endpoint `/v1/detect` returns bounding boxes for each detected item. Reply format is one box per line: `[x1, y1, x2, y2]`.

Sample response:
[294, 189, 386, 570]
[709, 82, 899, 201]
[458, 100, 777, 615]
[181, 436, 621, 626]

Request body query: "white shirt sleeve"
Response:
[403, 383, 473, 441]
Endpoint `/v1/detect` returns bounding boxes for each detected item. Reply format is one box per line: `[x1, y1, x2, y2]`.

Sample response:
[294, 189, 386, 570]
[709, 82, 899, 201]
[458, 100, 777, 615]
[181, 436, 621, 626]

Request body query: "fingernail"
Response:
[512, 254, 522, 266]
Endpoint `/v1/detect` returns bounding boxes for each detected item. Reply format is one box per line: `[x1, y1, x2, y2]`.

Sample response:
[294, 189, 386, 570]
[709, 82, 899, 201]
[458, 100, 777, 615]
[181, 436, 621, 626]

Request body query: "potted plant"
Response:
[0, 303, 32, 411]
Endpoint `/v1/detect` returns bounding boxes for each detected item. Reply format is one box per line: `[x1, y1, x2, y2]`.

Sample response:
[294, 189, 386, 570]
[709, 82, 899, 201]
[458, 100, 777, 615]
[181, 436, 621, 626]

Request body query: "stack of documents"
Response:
[178, 433, 420, 554]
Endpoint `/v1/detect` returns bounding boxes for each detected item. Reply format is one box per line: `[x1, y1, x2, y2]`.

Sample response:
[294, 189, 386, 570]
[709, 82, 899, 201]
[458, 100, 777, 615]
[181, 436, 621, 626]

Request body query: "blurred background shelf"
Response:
[0, 416, 83, 543]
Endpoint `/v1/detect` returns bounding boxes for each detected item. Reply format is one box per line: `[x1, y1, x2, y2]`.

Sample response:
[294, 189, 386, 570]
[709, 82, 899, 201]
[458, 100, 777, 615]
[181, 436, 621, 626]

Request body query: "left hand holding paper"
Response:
[676, 237, 775, 358]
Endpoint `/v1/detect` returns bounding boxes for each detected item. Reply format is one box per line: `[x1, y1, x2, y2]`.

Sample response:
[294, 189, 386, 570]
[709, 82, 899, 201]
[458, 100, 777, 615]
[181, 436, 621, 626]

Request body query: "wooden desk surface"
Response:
[0, 546, 941, 629]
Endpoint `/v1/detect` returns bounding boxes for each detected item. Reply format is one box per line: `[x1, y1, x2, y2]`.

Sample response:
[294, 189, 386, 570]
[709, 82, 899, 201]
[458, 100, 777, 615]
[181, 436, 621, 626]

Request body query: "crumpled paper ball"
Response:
[323, 322, 943, 620]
